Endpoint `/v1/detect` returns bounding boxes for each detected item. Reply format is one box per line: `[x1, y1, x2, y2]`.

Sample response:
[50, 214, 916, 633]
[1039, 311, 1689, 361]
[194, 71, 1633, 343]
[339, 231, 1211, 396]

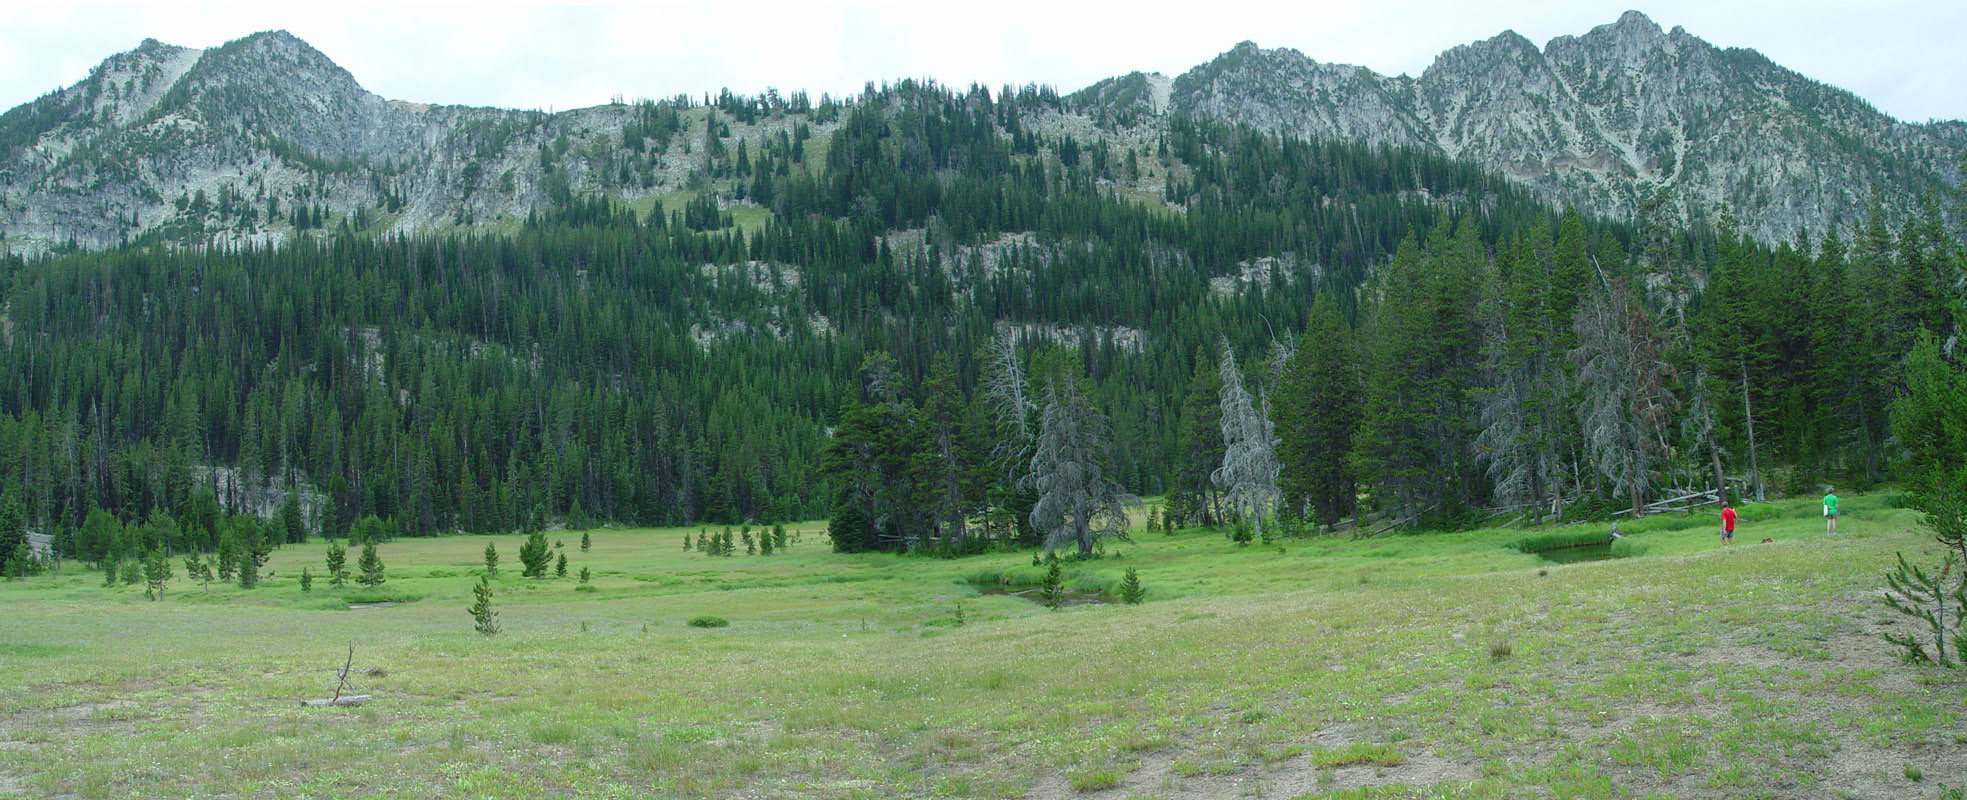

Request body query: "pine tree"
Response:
[1273, 296, 1360, 526]
[579, 565, 591, 583]
[484, 541, 500, 577]
[183, 552, 212, 593]
[357, 540, 385, 587]
[1118, 566, 1145, 604]
[325, 539, 348, 588]
[519, 529, 551, 577]
[555, 552, 568, 577]
[0, 493, 25, 571]
[1040, 559, 1064, 610]
[581, 531, 592, 552]
[1028, 372, 1137, 558]
[300, 565, 314, 592]
[1170, 349, 1225, 528]
[102, 555, 119, 587]
[216, 531, 238, 582]
[1214, 338, 1281, 540]
[142, 548, 172, 600]
[468, 573, 498, 636]
[1573, 271, 1676, 517]
[237, 542, 259, 588]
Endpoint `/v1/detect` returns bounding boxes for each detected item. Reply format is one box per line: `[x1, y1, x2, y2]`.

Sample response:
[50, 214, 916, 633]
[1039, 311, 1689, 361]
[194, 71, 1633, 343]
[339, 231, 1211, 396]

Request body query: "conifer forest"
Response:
[0, 81, 1963, 570]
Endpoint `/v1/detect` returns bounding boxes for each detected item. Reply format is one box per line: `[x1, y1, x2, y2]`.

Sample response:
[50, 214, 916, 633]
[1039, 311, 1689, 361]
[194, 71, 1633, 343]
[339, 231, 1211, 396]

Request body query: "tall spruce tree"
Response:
[1273, 296, 1360, 526]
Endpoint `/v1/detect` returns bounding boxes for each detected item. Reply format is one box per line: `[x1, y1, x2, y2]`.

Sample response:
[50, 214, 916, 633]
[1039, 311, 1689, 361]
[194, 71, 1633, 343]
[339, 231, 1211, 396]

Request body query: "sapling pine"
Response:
[1881, 551, 1966, 667]
[357, 540, 385, 587]
[772, 524, 787, 550]
[484, 541, 499, 577]
[468, 574, 498, 636]
[555, 552, 567, 578]
[743, 530, 754, 555]
[581, 531, 591, 552]
[142, 548, 171, 600]
[237, 545, 259, 588]
[184, 552, 212, 593]
[519, 529, 550, 577]
[1118, 566, 1145, 604]
[102, 555, 118, 587]
[120, 560, 141, 585]
[579, 565, 591, 583]
[1041, 560, 1064, 610]
[325, 540, 348, 587]
[216, 534, 237, 581]
[300, 565, 314, 592]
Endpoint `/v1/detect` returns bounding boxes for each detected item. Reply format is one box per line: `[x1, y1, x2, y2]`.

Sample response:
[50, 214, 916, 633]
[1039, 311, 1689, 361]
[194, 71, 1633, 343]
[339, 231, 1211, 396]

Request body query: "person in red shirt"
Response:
[1720, 504, 1737, 545]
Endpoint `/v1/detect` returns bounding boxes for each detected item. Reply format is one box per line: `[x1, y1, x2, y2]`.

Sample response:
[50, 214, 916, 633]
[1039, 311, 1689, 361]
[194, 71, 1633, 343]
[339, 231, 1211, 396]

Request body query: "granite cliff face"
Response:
[1157, 12, 1963, 242]
[1, 14, 1960, 254]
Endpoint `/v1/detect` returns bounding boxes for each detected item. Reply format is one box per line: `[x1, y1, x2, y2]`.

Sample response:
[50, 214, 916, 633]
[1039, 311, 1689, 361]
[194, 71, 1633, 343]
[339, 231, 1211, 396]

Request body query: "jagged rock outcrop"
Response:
[1154, 11, 1963, 242]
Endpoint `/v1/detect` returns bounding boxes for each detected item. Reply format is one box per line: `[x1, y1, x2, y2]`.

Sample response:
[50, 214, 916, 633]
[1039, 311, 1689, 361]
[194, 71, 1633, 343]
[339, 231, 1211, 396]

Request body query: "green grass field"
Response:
[2, 494, 1963, 799]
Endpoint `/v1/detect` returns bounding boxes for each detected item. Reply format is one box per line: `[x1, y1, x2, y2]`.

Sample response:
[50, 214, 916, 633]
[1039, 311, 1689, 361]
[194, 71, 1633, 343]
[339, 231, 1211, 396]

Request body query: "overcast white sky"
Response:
[1, 1, 1961, 123]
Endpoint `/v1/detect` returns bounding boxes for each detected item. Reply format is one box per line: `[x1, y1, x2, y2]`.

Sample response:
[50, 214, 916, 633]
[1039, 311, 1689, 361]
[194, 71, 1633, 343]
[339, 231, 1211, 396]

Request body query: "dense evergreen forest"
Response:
[0, 79, 1962, 569]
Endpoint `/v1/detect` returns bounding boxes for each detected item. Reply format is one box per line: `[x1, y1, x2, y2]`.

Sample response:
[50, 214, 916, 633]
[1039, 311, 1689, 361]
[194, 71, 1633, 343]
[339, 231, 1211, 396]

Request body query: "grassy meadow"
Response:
[2, 493, 1964, 799]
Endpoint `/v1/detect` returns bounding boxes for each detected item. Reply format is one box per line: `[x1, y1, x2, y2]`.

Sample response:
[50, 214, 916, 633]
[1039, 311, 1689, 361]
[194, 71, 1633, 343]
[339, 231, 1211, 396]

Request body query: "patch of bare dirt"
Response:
[1026, 729, 1479, 800]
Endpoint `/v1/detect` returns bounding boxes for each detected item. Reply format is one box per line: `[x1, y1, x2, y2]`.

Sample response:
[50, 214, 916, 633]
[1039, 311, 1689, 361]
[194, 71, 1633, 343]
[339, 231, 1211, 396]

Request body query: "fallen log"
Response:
[301, 695, 371, 708]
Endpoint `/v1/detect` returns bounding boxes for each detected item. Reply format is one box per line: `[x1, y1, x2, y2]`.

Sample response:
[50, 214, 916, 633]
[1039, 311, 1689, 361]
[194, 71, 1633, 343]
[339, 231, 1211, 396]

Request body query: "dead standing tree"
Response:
[302, 642, 372, 707]
[983, 336, 1038, 539]
[1028, 381, 1137, 557]
[1213, 339, 1282, 539]
[1572, 273, 1677, 517]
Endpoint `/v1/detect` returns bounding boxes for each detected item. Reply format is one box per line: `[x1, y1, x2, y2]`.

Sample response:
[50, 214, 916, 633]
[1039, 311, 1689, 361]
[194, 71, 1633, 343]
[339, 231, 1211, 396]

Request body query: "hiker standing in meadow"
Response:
[1822, 488, 1838, 534]
[1720, 503, 1736, 545]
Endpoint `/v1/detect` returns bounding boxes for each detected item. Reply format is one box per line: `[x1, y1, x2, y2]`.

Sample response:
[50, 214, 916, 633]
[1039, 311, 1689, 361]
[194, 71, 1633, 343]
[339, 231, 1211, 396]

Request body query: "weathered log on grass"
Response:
[301, 695, 371, 707]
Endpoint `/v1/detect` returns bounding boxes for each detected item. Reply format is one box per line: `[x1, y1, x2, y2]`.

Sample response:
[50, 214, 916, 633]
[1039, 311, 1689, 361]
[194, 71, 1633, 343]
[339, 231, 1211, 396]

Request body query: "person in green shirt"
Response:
[1822, 488, 1839, 534]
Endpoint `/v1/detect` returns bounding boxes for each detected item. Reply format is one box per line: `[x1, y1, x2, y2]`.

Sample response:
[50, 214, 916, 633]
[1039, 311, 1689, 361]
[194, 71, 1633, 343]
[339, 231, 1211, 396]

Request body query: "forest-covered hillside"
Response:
[0, 79, 1962, 567]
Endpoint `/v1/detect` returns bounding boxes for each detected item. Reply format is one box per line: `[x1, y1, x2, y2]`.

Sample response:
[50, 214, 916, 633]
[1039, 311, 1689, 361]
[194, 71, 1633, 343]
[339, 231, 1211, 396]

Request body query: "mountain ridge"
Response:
[0, 15, 1959, 255]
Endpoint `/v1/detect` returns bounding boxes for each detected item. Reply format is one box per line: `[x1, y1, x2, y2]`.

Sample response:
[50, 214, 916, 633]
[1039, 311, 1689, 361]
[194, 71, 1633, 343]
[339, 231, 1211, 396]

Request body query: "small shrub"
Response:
[687, 615, 729, 628]
[953, 601, 965, 626]
[1536, 568, 1549, 577]
[1904, 764, 1922, 781]
[1490, 640, 1513, 661]
[575, 584, 598, 593]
